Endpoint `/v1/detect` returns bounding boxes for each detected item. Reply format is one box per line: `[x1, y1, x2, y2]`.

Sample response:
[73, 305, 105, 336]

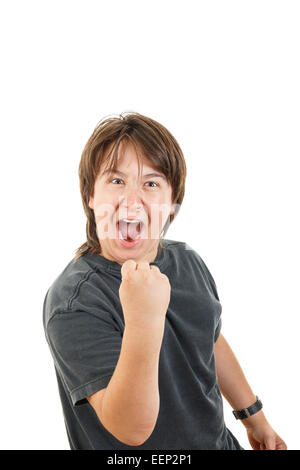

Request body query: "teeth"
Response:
[118, 219, 143, 241]
[120, 219, 140, 223]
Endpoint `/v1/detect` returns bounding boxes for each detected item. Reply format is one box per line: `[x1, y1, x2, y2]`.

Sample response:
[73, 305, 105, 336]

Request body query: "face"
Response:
[88, 142, 175, 265]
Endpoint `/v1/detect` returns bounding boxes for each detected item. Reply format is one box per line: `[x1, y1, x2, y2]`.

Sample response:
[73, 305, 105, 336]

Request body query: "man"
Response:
[43, 112, 287, 450]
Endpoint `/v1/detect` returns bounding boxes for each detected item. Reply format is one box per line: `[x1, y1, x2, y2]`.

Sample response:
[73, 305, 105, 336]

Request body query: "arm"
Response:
[87, 259, 170, 447]
[214, 333, 266, 427]
[214, 333, 287, 450]
[87, 323, 164, 447]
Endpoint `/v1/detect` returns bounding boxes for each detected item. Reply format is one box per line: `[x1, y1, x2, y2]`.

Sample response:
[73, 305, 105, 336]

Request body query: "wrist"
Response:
[242, 409, 268, 429]
[124, 324, 165, 349]
[124, 313, 166, 334]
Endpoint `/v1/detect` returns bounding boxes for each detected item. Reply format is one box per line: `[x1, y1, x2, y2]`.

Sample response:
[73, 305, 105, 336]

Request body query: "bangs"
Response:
[99, 132, 172, 187]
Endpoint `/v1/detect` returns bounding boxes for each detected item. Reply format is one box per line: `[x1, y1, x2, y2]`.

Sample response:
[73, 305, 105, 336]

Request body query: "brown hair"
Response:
[74, 111, 187, 262]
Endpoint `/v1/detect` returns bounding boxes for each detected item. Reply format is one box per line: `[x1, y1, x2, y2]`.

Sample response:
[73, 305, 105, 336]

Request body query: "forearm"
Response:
[100, 324, 164, 445]
[214, 333, 267, 428]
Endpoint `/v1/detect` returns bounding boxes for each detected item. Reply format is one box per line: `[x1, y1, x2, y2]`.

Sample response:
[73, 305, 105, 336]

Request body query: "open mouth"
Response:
[117, 219, 144, 243]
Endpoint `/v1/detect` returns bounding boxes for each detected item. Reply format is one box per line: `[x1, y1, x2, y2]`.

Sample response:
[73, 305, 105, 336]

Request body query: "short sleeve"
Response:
[186, 245, 223, 342]
[46, 309, 123, 406]
[198, 258, 221, 302]
[199, 257, 222, 342]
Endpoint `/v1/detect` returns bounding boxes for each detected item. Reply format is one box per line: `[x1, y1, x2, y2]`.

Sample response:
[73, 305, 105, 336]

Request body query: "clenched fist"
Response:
[119, 259, 171, 331]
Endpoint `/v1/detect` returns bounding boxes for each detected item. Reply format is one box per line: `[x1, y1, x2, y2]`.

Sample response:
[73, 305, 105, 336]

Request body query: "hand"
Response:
[245, 421, 287, 450]
[119, 259, 171, 331]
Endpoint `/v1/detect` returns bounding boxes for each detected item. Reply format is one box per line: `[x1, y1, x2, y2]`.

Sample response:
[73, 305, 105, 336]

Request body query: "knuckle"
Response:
[121, 259, 137, 275]
[122, 259, 136, 268]
[138, 261, 150, 268]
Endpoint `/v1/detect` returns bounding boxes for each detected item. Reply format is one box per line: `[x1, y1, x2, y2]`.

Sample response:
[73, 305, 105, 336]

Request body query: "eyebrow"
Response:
[101, 169, 166, 180]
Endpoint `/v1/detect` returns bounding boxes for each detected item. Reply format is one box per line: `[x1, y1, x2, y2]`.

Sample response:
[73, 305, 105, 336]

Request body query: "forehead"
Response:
[100, 142, 167, 180]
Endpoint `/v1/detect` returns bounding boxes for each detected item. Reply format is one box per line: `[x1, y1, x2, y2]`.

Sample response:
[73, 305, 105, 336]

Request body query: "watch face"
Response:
[239, 409, 249, 419]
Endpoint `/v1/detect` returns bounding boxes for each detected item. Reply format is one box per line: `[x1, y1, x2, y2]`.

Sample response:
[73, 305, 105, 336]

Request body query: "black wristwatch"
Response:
[232, 396, 263, 420]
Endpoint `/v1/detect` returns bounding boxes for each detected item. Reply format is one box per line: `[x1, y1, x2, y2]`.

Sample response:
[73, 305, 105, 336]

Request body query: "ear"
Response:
[88, 195, 94, 210]
[170, 204, 175, 216]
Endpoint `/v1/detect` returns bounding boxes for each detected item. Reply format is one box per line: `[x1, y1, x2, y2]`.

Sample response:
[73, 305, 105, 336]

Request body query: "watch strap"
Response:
[232, 396, 263, 420]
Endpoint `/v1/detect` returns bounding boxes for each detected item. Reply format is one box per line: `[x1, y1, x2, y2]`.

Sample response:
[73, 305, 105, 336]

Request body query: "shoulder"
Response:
[43, 254, 100, 328]
[163, 238, 204, 262]
[163, 238, 208, 274]
[163, 238, 192, 252]
[164, 238, 220, 300]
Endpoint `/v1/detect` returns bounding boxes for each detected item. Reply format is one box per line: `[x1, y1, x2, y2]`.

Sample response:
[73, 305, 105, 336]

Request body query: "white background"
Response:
[0, 0, 299, 450]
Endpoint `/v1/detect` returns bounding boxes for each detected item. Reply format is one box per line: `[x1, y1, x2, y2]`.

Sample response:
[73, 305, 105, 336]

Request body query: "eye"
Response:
[111, 178, 124, 184]
[145, 181, 159, 188]
[110, 179, 159, 188]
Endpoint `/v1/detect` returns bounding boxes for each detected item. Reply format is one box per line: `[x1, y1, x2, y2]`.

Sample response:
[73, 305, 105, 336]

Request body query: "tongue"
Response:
[128, 222, 140, 240]
[119, 221, 140, 241]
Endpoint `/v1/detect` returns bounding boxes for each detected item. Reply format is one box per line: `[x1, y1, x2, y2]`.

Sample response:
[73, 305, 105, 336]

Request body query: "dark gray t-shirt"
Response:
[43, 239, 243, 450]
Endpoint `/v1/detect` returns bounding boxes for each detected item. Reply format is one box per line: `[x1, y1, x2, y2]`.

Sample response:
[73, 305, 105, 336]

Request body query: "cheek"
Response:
[146, 203, 172, 229]
[93, 195, 116, 225]
[93, 184, 119, 207]
[145, 191, 172, 211]
[145, 189, 171, 203]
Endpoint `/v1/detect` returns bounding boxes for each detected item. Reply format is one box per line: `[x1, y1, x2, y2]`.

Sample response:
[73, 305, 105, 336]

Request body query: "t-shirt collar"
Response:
[81, 240, 168, 277]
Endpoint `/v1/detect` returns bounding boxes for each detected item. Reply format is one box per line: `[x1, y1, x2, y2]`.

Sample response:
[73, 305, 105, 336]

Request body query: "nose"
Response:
[119, 185, 144, 211]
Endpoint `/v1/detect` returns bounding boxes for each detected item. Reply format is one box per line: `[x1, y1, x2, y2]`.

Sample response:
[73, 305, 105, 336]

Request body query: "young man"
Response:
[43, 112, 287, 450]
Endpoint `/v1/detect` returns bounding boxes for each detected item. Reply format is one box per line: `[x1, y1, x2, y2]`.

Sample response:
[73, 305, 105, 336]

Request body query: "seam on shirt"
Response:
[70, 373, 114, 394]
[67, 268, 98, 311]
[167, 241, 185, 247]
